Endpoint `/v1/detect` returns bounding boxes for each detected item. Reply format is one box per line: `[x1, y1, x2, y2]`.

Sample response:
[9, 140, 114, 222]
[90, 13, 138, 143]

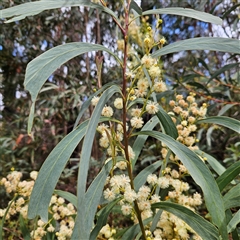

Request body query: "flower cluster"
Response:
[161, 93, 208, 162]
[102, 170, 202, 239]
[0, 171, 76, 240]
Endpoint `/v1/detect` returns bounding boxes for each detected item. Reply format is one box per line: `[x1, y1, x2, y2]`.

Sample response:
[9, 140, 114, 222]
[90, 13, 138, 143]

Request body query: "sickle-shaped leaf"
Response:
[151, 38, 240, 57]
[130, 0, 142, 16]
[227, 210, 240, 234]
[223, 183, 240, 210]
[28, 120, 89, 221]
[156, 107, 178, 139]
[133, 131, 227, 239]
[1, 0, 120, 24]
[72, 161, 112, 240]
[197, 116, 240, 134]
[143, 7, 222, 25]
[24, 42, 121, 133]
[72, 85, 121, 240]
[24, 43, 121, 103]
[216, 161, 240, 192]
[151, 202, 219, 240]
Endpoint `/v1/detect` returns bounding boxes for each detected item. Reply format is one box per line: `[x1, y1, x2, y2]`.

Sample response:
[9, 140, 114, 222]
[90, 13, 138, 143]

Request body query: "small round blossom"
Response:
[57, 197, 65, 205]
[99, 136, 109, 148]
[141, 209, 153, 220]
[181, 120, 188, 127]
[138, 200, 151, 211]
[104, 188, 116, 201]
[186, 95, 195, 103]
[126, 145, 135, 160]
[169, 100, 175, 107]
[47, 224, 55, 232]
[184, 136, 195, 146]
[150, 194, 161, 204]
[171, 170, 179, 179]
[121, 204, 132, 215]
[193, 193, 202, 206]
[147, 174, 158, 185]
[157, 177, 170, 189]
[149, 65, 161, 78]
[124, 188, 137, 203]
[30, 171, 38, 180]
[159, 37, 166, 45]
[153, 81, 167, 92]
[101, 106, 113, 117]
[130, 117, 144, 129]
[138, 186, 151, 200]
[173, 106, 183, 114]
[198, 106, 207, 117]
[188, 116, 196, 124]
[137, 79, 149, 90]
[97, 123, 109, 133]
[146, 101, 159, 114]
[117, 39, 124, 51]
[135, 88, 147, 97]
[116, 160, 127, 170]
[144, 37, 151, 46]
[16, 197, 25, 206]
[91, 96, 100, 106]
[131, 108, 142, 117]
[176, 95, 184, 101]
[141, 54, 155, 68]
[114, 98, 123, 109]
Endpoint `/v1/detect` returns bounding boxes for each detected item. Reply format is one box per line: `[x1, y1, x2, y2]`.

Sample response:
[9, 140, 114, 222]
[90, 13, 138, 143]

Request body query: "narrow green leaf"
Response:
[225, 210, 240, 240]
[150, 209, 163, 232]
[134, 161, 162, 191]
[143, 7, 222, 25]
[90, 198, 121, 240]
[218, 104, 237, 116]
[194, 150, 226, 176]
[130, 0, 142, 15]
[24, 42, 121, 133]
[156, 107, 178, 139]
[72, 85, 121, 240]
[19, 214, 31, 240]
[72, 161, 112, 240]
[216, 161, 240, 192]
[222, 3, 240, 18]
[27, 120, 88, 221]
[133, 131, 227, 239]
[151, 38, 240, 57]
[197, 116, 240, 134]
[227, 210, 240, 234]
[1, 0, 120, 24]
[24, 43, 121, 103]
[27, 101, 35, 135]
[223, 183, 240, 210]
[151, 202, 219, 240]
[54, 190, 77, 208]
[209, 63, 239, 81]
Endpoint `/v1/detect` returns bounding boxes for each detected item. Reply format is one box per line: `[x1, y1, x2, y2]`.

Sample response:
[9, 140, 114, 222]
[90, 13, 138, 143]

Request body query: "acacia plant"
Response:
[1, 1, 240, 239]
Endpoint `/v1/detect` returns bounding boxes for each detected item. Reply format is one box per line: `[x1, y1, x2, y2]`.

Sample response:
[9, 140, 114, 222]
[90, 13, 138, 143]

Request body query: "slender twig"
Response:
[120, 2, 147, 239]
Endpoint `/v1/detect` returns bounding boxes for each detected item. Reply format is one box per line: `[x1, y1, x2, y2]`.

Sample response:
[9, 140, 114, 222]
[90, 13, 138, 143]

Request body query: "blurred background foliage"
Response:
[0, 0, 239, 209]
